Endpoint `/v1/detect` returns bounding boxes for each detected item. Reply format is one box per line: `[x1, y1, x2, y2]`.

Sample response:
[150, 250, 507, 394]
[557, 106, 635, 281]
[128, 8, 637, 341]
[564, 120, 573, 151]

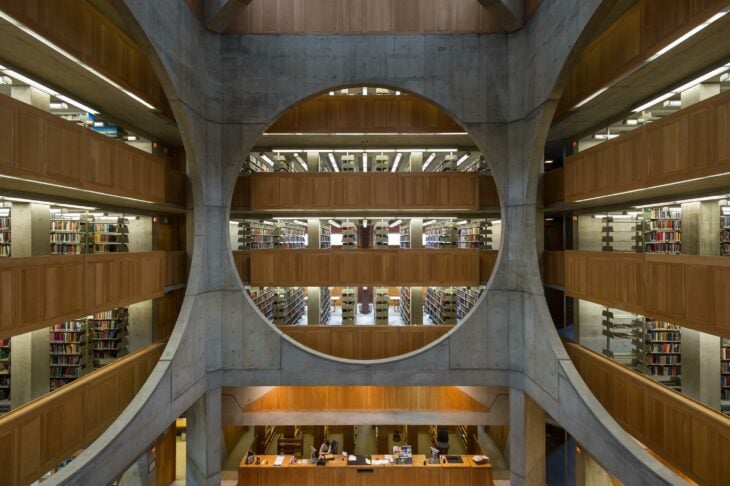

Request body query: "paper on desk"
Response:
[348, 455, 357, 462]
[273, 456, 285, 467]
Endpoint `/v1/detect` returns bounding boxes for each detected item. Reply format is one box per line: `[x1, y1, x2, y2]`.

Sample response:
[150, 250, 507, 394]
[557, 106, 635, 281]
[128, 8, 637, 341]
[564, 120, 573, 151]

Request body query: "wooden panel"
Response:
[479, 250, 498, 283]
[646, 115, 686, 182]
[542, 169, 564, 205]
[565, 340, 730, 486]
[542, 251, 564, 287]
[165, 251, 187, 287]
[155, 424, 177, 486]
[16, 107, 44, 176]
[0, 342, 164, 486]
[0, 101, 16, 169]
[43, 117, 84, 185]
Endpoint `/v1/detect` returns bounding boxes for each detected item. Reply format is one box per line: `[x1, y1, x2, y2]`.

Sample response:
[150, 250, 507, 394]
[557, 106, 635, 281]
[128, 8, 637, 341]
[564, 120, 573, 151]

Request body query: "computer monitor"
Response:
[401, 445, 412, 457]
[310, 446, 318, 460]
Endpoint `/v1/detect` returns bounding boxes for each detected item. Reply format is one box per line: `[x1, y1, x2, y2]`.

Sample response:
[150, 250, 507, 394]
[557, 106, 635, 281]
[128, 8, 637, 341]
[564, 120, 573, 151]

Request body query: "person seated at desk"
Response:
[319, 439, 332, 457]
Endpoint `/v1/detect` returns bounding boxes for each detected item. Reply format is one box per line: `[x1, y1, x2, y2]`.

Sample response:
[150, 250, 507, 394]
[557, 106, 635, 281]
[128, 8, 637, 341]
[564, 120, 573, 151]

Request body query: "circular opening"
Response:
[229, 85, 502, 361]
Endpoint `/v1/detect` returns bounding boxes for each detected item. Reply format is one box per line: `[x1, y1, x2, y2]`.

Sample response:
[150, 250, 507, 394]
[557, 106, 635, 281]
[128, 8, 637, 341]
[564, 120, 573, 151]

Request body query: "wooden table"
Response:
[239, 453, 492, 485]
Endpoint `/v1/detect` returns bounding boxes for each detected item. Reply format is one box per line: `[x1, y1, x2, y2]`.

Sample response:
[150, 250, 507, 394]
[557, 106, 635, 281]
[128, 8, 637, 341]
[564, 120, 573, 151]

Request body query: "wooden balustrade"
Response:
[281, 325, 454, 360]
[564, 89, 730, 202]
[0, 251, 166, 338]
[164, 251, 187, 287]
[565, 251, 730, 337]
[233, 173, 498, 211]
[0, 94, 169, 203]
[0, 341, 165, 486]
[556, 0, 728, 118]
[542, 251, 564, 287]
[542, 168, 564, 204]
[165, 168, 186, 205]
[564, 340, 730, 486]
[236, 249, 495, 286]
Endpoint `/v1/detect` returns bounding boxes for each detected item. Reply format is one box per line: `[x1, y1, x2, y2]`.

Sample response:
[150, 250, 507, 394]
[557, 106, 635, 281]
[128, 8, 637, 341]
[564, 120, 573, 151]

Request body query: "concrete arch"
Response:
[49, 0, 686, 485]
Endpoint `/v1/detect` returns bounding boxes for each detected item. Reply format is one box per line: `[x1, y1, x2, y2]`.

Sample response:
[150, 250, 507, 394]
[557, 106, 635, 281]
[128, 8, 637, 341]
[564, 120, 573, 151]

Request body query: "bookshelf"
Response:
[320, 287, 331, 324]
[50, 213, 88, 255]
[0, 205, 10, 257]
[374, 221, 389, 248]
[49, 320, 89, 391]
[238, 221, 275, 249]
[341, 154, 356, 172]
[274, 222, 306, 248]
[424, 287, 456, 324]
[641, 320, 682, 391]
[375, 288, 389, 324]
[457, 221, 492, 249]
[0, 338, 10, 413]
[439, 153, 457, 172]
[722, 338, 730, 415]
[456, 287, 484, 320]
[320, 223, 331, 249]
[88, 217, 129, 253]
[643, 207, 681, 254]
[399, 222, 410, 249]
[342, 222, 358, 249]
[273, 154, 291, 172]
[599, 213, 642, 252]
[374, 155, 389, 172]
[248, 287, 275, 319]
[721, 205, 729, 256]
[89, 308, 128, 368]
[601, 308, 641, 368]
[425, 222, 457, 248]
[399, 287, 411, 324]
[273, 287, 306, 325]
[342, 287, 356, 324]
[247, 154, 272, 173]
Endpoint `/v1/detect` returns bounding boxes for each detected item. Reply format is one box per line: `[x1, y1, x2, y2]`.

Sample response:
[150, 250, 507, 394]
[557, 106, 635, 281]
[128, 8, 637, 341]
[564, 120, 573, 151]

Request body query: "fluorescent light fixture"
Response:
[293, 220, 307, 226]
[363, 87, 368, 96]
[56, 94, 99, 114]
[363, 219, 367, 228]
[294, 154, 308, 171]
[364, 149, 396, 153]
[573, 87, 609, 109]
[363, 154, 368, 172]
[429, 148, 460, 152]
[544, 160, 554, 164]
[0, 173, 157, 204]
[49, 102, 68, 110]
[492, 220, 501, 225]
[0, 11, 156, 110]
[647, 11, 728, 62]
[663, 100, 682, 108]
[423, 220, 436, 226]
[396, 149, 425, 153]
[674, 64, 730, 93]
[545, 217, 554, 221]
[395, 91, 401, 95]
[594, 133, 619, 140]
[259, 154, 275, 167]
[423, 153, 437, 171]
[624, 119, 639, 126]
[389, 219, 402, 228]
[229, 221, 239, 225]
[0, 195, 95, 210]
[126, 136, 138, 141]
[456, 154, 470, 166]
[631, 92, 676, 113]
[327, 153, 339, 172]
[456, 220, 469, 225]
[329, 91, 335, 96]
[391, 153, 402, 172]
[333, 149, 354, 153]
[272, 149, 302, 153]
[328, 219, 341, 228]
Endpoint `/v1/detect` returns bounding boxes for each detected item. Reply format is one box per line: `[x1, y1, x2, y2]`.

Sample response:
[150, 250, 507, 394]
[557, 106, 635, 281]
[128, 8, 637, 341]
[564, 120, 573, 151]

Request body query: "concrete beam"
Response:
[204, 0, 249, 33]
[477, 0, 524, 32]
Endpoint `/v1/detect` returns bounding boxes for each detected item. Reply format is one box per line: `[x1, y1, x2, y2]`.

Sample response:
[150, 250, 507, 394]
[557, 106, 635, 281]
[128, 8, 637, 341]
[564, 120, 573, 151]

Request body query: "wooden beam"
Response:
[205, 0, 250, 33]
[477, 0, 524, 32]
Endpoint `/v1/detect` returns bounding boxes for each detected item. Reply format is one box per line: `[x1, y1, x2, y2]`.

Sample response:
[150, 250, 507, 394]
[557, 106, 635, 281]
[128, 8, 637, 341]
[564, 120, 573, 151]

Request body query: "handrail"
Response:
[0, 341, 166, 486]
[564, 339, 730, 486]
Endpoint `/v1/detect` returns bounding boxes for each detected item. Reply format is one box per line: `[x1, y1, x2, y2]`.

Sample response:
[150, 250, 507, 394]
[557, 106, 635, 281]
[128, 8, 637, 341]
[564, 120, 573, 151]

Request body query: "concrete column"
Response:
[127, 216, 154, 252]
[306, 151, 320, 172]
[10, 202, 50, 408]
[410, 218, 423, 249]
[186, 388, 222, 486]
[306, 220, 322, 325]
[409, 152, 423, 172]
[128, 300, 154, 353]
[410, 287, 424, 325]
[680, 83, 720, 108]
[509, 389, 546, 486]
[576, 447, 614, 486]
[680, 201, 721, 408]
[409, 217, 424, 325]
[307, 219, 320, 249]
[10, 85, 50, 111]
[576, 300, 604, 354]
[307, 287, 321, 326]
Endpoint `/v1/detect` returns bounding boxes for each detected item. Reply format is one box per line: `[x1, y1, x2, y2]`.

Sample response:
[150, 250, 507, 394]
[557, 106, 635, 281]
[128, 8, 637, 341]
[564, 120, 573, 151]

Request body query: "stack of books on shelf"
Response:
[721, 210, 729, 256]
[248, 287, 274, 319]
[49, 320, 88, 391]
[50, 214, 88, 255]
[90, 308, 128, 368]
[320, 287, 331, 324]
[238, 221, 275, 249]
[399, 222, 410, 249]
[320, 224, 331, 249]
[599, 213, 642, 252]
[375, 288, 389, 324]
[247, 154, 272, 172]
[273, 222, 306, 249]
[399, 287, 411, 324]
[88, 218, 129, 253]
[374, 155, 389, 172]
[440, 154, 457, 172]
[0, 206, 10, 257]
[341, 154, 356, 172]
[643, 207, 681, 254]
[601, 308, 642, 368]
[272, 287, 306, 325]
[456, 287, 484, 320]
[341, 288, 356, 324]
[273, 154, 291, 172]
[374, 221, 389, 248]
[342, 222, 358, 249]
[639, 320, 682, 391]
[424, 287, 456, 324]
[457, 221, 492, 249]
[425, 222, 457, 248]
[0, 338, 10, 413]
[721, 338, 730, 415]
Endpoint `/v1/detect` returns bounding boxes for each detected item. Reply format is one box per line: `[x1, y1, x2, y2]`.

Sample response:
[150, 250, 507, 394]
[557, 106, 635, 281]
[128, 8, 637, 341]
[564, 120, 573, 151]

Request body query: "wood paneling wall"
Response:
[236, 173, 497, 211]
[268, 95, 463, 133]
[165, 168, 186, 205]
[0, 341, 165, 486]
[244, 386, 489, 413]
[564, 89, 730, 201]
[556, 0, 728, 117]
[155, 424, 177, 486]
[542, 251, 565, 287]
[542, 168, 564, 204]
[565, 340, 730, 486]
[155, 287, 185, 341]
[281, 325, 453, 359]
[0, 251, 166, 338]
[225, 0, 505, 34]
[241, 249, 486, 286]
[165, 251, 187, 288]
[0, 94, 169, 203]
[565, 251, 730, 337]
[0, 0, 169, 115]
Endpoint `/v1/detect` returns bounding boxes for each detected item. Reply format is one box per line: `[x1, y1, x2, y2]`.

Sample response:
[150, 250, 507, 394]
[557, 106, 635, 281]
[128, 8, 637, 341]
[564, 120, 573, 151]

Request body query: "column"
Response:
[10, 85, 50, 111]
[10, 203, 50, 408]
[307, 219, 321, 325]
[509, 389, 546, 486]
[576, 447, 614, 486]
[186, 389, 222, 486]
[306, 151, 320, 172]
[409, 152, 423, 172]
[680, 201, 721, 409]
[409, 218, 423, 324]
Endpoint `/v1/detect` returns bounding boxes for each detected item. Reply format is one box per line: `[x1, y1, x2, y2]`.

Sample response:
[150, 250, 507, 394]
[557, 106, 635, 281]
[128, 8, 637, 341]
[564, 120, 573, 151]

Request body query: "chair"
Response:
[435, 427, 450, 455]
